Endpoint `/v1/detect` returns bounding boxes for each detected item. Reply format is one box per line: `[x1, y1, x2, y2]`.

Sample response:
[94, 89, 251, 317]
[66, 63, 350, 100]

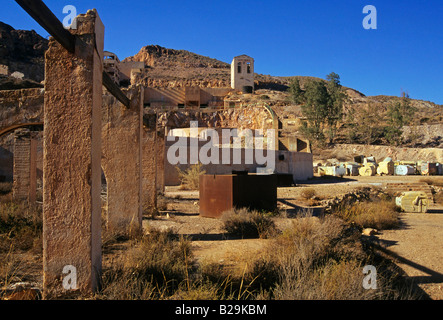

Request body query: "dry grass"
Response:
[99, 228, 193, 299]
[0, 183, 12, 196]
[0, 198, 43, 298]
[332, 199, 401, 230]
[0, 200, 42, 253]
[250, 214, 418, 300]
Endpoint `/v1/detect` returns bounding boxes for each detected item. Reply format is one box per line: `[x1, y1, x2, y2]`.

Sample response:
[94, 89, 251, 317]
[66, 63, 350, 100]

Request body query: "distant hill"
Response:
[122, 44, 231, 87]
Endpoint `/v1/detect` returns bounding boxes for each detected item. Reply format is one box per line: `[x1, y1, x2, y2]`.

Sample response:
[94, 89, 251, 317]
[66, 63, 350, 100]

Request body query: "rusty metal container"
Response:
[199, 174, 277, 218]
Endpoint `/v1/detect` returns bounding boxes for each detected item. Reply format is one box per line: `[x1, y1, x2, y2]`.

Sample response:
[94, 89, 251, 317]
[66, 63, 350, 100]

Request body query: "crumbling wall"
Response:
[12, 129, 37, 203]
[164, 137, 313, 186]
[158, 105, 274, 131]
[0, 88, 44, 128]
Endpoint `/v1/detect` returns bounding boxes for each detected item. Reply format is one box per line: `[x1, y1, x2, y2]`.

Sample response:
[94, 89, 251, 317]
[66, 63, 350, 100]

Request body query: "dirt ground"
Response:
[376, 212, 443, 299]
[2, 175, 442, 300]
[146, 175, 443, 298]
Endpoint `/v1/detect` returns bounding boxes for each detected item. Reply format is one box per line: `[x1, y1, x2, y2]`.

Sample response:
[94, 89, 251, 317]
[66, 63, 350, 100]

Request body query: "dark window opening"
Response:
[247, 62, 251, 74]
[237, 62, 242, 73]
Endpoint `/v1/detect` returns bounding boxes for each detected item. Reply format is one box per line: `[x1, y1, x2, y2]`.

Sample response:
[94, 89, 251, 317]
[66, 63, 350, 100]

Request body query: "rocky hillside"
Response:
[0, 22, 48, 83]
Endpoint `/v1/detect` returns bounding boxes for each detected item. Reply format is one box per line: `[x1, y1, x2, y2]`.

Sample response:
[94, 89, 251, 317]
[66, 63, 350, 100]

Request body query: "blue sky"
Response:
[2, 0, 443, 104]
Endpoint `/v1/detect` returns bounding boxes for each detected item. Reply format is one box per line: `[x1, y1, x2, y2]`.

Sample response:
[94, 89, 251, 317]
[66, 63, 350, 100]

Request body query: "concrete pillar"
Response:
[43, 10, 104, 298]
[156, 133, 165, 193]
[102, 86, 144, 234]
[142, 125, 157, 213]
[12, 129, 37, 204]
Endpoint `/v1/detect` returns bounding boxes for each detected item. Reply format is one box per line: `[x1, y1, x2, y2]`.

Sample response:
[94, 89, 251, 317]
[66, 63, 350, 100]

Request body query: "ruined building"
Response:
[231, 55, 254, 93]
[103, 51, 144, 86]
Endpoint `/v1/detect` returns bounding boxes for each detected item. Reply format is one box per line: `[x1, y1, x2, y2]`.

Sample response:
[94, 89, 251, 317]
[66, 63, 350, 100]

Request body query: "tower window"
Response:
[237, 62, 242, 73]
[247, 62, 251, 74]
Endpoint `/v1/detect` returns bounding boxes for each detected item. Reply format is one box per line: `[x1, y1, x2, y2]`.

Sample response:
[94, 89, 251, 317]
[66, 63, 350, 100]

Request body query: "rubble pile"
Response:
[321, 186, 387, 213]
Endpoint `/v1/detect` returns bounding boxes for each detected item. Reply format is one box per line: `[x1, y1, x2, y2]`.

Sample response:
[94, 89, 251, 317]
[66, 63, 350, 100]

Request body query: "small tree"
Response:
[384, 92, 416, 146]
[299, 72, 346, 145]
[347, 103, 384, 145]
[288, 78, 305, 105]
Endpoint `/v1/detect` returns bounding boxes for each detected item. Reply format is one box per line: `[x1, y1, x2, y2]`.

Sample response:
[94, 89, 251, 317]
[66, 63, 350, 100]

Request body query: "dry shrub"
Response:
[300, 188, 316, 200]
[332, 200, 400, 230]
[176, 163, 206, 190]
[221, 208, 276, 239]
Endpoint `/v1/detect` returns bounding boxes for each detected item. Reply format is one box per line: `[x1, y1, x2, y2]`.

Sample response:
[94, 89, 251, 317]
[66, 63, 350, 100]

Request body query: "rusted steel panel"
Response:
[199, 175, 234, 218]
[199, 174, 277, 218]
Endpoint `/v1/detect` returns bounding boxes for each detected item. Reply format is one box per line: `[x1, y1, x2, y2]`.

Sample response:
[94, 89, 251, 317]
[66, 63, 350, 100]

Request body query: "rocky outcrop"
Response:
[0, 22, 48, 82]
[124, 45, 230, 69]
